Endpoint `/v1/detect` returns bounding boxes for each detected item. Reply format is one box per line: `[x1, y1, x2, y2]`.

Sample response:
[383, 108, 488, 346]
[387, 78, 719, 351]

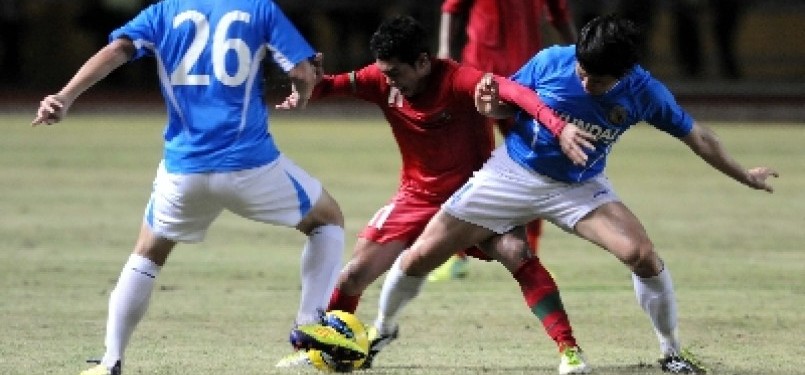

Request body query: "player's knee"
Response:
[632, 247, 663, 277]
[619, 237, 655, 272]
[297, 191, 344, 234]
[400, 248, 435, 277]
[315, 190, 344, 226]
[485, 234, 531, 272]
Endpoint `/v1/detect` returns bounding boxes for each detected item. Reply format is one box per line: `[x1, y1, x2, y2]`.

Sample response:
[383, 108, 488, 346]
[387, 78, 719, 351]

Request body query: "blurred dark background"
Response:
[2, 0, 804, 120]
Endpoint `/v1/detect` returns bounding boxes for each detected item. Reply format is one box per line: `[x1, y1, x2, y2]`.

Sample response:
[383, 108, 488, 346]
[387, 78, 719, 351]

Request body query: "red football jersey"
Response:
[313, 59, 495, 202]
[442, 0, 572, 77]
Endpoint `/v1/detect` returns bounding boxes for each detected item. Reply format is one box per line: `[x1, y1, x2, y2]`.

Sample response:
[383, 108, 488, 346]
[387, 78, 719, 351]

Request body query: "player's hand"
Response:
[745, 167, 779, 193]
[32, 94, 69, 126]
[558, 123, 596, 166]
[276, 84, 305, 110]
[275, 91, 299, 110]
[474, 73, 500, 115]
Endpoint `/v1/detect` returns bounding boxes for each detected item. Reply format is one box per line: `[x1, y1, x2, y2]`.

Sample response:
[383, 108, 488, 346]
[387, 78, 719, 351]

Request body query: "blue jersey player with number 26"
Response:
[32, 1, 365, 374]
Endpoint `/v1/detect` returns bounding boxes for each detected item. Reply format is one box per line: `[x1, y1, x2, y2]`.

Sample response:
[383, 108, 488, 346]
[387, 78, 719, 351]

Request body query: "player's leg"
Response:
[534, 171, 677, 354]
[290, 189, 367, 360]
[371, 149, 540, 369]
[227, 156, 363, 360]
[225, 156, 344, 326]
[82, 225, 178, 375]
[325, 239, 407, 369]
[374, 210, 494, 335]
[331, 196, 440, 368]
[358, 217, 471, 369]
[547, 173, 680, 354]
[294, 188, 345, 324]
[479, 229, 589, 374]
[277, 236, 407, 369]
[525, 218, 543, 254]
[83, 166, 217, 375]
[480, 229, 576, 347]
[574, 201, 674, 343]
[365, 212, 493, 369]
[378, 146, 530, 335]
[328, 195, 435, 314]
[279, 194, 440, 368]
[574, 201, 705, 373]
[328, 238, 407, 313]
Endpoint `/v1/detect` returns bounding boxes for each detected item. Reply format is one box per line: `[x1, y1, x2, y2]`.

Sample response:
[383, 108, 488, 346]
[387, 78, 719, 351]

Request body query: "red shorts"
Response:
[359, 191, 491, 260]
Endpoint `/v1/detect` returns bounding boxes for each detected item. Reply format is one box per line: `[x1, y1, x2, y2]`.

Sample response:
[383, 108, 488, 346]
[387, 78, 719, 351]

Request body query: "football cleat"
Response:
[427, 255, 469, 282]
[358, 324, 399, 369]
[659, 349, 707, 374]
[289, 323, 367, 361]
[558, 345, 590, 374]
[279, 311, 370, 372]
[80, 360, 121, 375]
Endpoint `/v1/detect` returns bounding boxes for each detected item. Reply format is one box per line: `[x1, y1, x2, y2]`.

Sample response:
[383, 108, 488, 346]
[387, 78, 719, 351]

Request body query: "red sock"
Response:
[525, 219, 543, 256]
[327, 287, 361, 313]
[513, 257, 576, 350]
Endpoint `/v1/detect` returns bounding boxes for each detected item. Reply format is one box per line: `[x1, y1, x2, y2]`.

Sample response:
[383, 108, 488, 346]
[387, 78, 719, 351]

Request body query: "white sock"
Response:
[374, 251, 425, 334]
[296, 224, 344, 325]
[102, 254, 160, 368]
[632, 267, 680, 356]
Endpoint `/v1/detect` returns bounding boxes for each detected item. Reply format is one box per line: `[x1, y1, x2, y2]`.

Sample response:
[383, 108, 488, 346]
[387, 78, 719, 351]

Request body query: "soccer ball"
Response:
[308, 310, 370, 372]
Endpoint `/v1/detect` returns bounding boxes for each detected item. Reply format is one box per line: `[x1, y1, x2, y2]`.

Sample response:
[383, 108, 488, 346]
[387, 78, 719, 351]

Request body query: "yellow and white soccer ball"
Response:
[308, 310, 370, 373]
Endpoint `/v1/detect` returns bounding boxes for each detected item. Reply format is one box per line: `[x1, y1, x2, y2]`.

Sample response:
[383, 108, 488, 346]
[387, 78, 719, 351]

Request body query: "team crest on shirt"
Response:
[608, 105, 628, 125]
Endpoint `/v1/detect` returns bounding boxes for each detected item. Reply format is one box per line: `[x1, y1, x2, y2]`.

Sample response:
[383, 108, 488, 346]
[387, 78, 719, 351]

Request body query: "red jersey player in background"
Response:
[432, 0, 577, 281]
[275, 16, 589, 374]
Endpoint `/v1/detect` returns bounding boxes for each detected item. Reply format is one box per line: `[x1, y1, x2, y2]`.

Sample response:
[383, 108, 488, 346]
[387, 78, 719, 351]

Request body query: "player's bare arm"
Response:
[682, 122, 779, 192]
[474, 73, 594, 166]
[32, 38, 134, 126]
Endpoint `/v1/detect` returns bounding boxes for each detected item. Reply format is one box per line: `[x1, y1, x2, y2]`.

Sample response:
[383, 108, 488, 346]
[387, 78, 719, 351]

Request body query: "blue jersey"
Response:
[507, 45, 694, 183]
[110, 0, 315, 173]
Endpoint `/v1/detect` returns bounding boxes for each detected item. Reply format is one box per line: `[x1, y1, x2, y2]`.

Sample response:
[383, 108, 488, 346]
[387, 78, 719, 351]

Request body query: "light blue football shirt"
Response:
[110, 0, 314, 173]
[507, 45, 694, 183]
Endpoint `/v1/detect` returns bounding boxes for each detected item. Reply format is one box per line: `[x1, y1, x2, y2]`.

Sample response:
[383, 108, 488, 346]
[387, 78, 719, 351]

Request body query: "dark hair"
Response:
[369, 15, 430, 66]
[576, 14, 641, 77]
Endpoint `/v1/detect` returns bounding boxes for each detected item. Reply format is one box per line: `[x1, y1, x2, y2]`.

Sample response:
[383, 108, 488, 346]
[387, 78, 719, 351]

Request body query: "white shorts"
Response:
[144, 154, 322, 243]
[443, 147, 620, 233]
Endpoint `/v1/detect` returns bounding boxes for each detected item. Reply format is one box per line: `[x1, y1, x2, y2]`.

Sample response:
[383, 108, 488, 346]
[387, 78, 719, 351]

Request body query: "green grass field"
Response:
[1, 112, 802, 375]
